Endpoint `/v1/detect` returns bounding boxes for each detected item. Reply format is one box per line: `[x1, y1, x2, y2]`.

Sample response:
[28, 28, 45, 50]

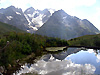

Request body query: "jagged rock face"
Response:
[24, 7, 35, 15]
[0, 6, 29, 31]
[24, 8, 53, 33]
[0, 6, 54, 33]
[0, 6, 99, 39]
[36, 10, 99, 40]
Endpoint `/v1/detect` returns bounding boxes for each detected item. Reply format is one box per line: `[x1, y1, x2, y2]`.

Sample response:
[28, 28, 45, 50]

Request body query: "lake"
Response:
[14, 47, 100, 75]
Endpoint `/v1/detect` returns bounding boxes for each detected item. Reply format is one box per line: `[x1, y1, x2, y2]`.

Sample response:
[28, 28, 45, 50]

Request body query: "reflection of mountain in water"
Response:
[16, 48, 100, 75]
[43, 48, 81, 61]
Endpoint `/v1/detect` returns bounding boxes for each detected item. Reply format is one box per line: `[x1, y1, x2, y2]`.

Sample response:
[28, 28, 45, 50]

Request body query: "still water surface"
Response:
[16, 48, 100, 75]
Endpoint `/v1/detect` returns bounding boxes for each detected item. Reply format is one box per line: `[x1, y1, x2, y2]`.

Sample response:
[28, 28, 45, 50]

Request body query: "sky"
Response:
[0, 0, 100, 30]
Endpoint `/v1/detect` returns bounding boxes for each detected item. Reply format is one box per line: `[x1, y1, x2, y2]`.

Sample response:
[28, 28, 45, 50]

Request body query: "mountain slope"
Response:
[36, 10, 99, 40]
[68, 34, 100, 47]
[0, 6, 29, 31]
[0, 6, 54, 33]
[24, 7, 54, 32]
[0, 21, 24, 34]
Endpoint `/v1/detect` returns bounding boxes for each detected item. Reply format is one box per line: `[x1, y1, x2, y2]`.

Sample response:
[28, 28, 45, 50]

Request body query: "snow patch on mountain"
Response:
[32, 14, 44, 27]
[24, 14, 32, 25]
[6, 16, 13, 20]
[32, 11, 39, 17]
[42, 15, 46, 18]
[23, 8, 55, 33]
[29, 26, 38, 31]
[27, 11, 39, 18]
[27, 9, 31, 12]
[27, 14, 32, 17]
[63, 16, 67, 19]
[48, 9, 55, 15]
[16, 12, 21, 15]
[0, 6, 55, 33]
[62, 16, 68, 24]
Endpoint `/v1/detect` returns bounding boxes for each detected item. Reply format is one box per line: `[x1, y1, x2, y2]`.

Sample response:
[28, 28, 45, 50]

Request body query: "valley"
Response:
[0, 6, 100, 75]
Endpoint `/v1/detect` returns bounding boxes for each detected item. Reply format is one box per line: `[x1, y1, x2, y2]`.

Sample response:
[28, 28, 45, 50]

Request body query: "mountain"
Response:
[0, 6, 29, 31]
[24, 7, 54, 32]
[0, 6, 54, 33]
[36, 10, 99, 40]
[0, 6, 99, 38]
[0, 21, 24, 34]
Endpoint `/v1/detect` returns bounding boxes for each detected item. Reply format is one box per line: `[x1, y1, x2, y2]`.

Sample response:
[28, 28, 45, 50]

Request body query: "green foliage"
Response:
[68, 34, 100, 47]
[0, 38, 7, 47]
[46, 37, 69, 47]
[0, 32, 68, 68]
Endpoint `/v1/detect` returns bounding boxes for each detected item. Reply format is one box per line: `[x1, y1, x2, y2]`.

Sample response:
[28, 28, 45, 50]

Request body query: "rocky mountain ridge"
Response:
[0, 6, 54, 33]
[36, 10, 99, 39]
[0, 6, 99, 39]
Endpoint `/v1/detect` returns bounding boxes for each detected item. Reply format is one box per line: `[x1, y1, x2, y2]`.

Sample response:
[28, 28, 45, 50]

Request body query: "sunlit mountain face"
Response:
[36, 10, 99, 39]
[0, 6, 99, 39]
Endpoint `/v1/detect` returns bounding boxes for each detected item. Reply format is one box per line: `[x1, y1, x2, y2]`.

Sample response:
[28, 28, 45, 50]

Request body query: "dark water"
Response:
[15, 48, 100, 75]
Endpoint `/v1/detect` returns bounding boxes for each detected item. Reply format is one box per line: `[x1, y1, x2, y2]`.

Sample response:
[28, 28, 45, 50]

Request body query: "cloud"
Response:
[74, 0, 96, 6]
[4, 0, 95, 11]
[0, 0, 11, 8]
[97, 55, 100, 62]
[8, 0, 30, 10]
[0, 0, 7, 3]
[16, 59, 96, 75]
[0, 0, 97, 11]
[87, 7, 100, 30]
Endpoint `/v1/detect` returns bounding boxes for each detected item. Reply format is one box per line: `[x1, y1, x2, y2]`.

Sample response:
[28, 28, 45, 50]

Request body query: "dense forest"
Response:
[68, 34, 100, 47]
[0, 32, 68, 74]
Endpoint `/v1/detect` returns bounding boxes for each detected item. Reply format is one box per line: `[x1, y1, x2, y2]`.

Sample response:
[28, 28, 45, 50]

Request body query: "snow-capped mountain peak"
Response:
[24, 7, 35, 14]
[24, 8, 55, 32]
[0, 6, 55, 33]
[48, 8, 55, 14]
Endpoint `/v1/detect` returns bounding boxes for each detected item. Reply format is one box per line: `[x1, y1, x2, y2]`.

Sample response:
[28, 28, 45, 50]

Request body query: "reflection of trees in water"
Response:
[42, 48, 84, 61]
[93, 49, 100, 56]
[16, 48, 100, 75]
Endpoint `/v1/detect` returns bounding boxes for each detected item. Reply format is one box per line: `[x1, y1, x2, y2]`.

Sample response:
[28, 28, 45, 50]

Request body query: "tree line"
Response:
[0, 32, 69, 73]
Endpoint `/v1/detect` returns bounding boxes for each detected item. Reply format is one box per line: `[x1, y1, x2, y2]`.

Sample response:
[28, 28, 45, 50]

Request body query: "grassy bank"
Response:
[68, 34, 100, 47]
